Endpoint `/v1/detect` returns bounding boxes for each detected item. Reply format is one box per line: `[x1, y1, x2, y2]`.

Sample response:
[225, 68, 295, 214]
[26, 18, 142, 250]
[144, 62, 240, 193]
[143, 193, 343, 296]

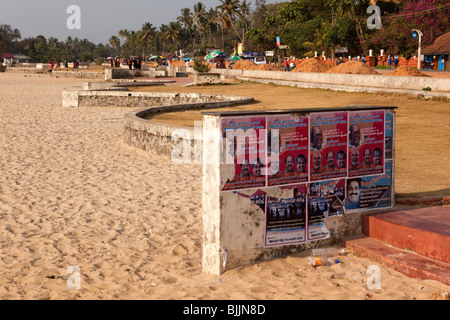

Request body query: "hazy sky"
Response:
[0, 0, 280, 44]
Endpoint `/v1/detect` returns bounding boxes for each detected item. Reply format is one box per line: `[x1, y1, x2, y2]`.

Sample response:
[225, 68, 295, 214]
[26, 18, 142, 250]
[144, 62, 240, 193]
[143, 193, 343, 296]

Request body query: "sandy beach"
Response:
[0, 72, 449, 300]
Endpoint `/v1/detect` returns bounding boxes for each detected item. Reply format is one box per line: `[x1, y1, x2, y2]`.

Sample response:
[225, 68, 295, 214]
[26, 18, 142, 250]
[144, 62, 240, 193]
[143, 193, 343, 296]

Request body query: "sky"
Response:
[0, 0, 280, 45]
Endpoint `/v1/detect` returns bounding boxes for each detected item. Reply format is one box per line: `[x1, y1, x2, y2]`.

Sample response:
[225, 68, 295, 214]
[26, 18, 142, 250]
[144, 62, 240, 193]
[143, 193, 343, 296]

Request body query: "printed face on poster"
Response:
[217, 108, 395, 248]
[345, 160, 393, 211]
[221, 116, 266, 191]
[348, 110, 385, 178]
[309, 112, 348, 182]
[267, 115, 309, 186]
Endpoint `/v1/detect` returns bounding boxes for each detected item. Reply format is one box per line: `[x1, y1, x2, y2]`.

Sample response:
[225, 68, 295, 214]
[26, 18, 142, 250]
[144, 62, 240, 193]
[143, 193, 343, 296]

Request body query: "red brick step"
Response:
[362, 206, 450, 264]
[344, 236, 450, 286]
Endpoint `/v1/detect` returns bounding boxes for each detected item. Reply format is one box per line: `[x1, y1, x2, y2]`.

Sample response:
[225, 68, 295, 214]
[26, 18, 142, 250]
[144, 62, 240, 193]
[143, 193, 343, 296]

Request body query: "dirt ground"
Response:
[129, 80, 450, 198]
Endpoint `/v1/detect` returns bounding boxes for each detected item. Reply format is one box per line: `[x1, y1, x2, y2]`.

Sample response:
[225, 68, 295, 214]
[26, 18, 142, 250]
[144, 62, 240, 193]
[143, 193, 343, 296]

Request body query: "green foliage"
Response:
[193, 59, 210, 72]
[2, 0, 448, 64]
[95, 57, 104, 65]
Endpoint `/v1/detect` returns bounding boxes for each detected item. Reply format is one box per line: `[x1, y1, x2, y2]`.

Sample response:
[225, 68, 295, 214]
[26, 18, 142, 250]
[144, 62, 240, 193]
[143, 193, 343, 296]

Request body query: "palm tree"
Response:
[141, 22, 156, 53]
[193, 2, 208, 45]
[217, 0, 243, 42]
[302, 21, 331, 57]
[164, 22, 182, 51]
[239, 0, 252, 34]
[206, 8, 221, 48]
[108, 35, 121, 54]
[118, 29, 130, 43]
[178, 8, 194, 43]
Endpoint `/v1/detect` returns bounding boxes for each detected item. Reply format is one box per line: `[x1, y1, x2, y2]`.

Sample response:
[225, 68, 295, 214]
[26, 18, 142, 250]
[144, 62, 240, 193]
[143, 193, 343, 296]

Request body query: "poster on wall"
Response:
[345, 160, 393, 211]
[221, 116, 266, 191]
[267, 115, 309, 186]
[348, 110, 385, 177]
[307, 182, 333, 241]
[265, 185, 307, 247]
[385, 110, 394, 159]
[309, 112, 348, 182]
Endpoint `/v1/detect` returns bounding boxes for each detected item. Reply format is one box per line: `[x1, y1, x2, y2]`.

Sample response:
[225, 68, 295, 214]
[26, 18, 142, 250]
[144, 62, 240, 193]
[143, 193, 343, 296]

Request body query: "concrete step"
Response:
[362, 206, 450, 264]
[343, 236, 450, 286]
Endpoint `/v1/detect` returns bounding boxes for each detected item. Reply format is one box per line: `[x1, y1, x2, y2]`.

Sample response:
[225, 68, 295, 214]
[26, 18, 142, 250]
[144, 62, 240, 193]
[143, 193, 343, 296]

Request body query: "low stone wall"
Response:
[194, 72, 221, 84]
[62, 90, 254, 156]
[5, 67, 50, 74]
[105, 68, 157, 80]
[52, 71, 104, 79]
[82, 80, 173, 91]
[211, 68, 450, 93]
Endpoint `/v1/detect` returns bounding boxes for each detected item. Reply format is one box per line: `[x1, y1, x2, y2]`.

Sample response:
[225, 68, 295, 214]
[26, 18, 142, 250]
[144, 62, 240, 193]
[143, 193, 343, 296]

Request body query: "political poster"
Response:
[306, 182, 339, 241]
[267, 115, 309, 187]
[348, 110, 385, 178]
[345, 160, 393, 211]
[221, 116, 266, 191]
[265, 185, 307, 247]
[385, 110, 394, 159]
[309, 112, 348, 182]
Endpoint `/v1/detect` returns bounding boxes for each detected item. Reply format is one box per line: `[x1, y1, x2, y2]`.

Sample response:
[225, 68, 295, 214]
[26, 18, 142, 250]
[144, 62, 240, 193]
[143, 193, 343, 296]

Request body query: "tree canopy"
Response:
[1, 0, 448, 63]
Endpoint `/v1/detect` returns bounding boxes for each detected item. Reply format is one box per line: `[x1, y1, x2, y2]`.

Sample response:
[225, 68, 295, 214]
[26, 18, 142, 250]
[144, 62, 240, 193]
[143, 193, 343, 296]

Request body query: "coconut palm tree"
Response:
[193, 2, 208, 45]
[178, 8, 194, 43]
[239, 0, 252, 34]
[217, 0, 243, 42]
[141, 22, 156, 53]
[164, 21, 182, 51]
[108, 35, 121, 55]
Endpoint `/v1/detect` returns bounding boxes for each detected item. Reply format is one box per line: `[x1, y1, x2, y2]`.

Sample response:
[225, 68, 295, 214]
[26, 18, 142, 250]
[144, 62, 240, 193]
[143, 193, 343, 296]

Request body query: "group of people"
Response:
[50, 60, 77, 69]
[274, 154, 307, 177]
[232, 158, 265, 181]
[348, 124, 383, 170]
[387, 55, 399, 68]
[109, 57, 142, 70]
[283, 57, 297, 71]
[231, 122, 383, 184]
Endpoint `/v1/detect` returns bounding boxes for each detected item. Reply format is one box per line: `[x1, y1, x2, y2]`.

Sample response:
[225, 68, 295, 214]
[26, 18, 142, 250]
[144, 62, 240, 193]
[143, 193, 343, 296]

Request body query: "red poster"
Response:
[221, 116, 266, 191]
[267, 115, 309, 186]
[309, 112, 348, 182]
[348, 110, 385, 177]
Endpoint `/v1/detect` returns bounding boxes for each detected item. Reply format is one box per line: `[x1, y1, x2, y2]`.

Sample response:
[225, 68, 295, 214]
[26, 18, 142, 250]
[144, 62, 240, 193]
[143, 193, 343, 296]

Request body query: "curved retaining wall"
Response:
[212, 68, 450, 93]
[123, 93, 254, 156]
[62, 90, 254, 156]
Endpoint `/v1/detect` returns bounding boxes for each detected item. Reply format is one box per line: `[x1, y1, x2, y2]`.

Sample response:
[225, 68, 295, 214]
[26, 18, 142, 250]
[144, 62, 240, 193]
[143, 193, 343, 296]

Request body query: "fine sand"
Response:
[0, 73, 449, 300]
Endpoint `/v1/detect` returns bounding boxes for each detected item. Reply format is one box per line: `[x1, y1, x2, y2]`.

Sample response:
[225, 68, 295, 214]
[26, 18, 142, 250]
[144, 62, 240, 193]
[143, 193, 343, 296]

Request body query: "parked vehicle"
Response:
[254, 56, 267, 65]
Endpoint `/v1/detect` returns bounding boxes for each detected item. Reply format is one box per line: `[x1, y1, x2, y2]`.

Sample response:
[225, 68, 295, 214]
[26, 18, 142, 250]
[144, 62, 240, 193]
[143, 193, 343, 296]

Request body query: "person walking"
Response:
[289, 59, 295, 71]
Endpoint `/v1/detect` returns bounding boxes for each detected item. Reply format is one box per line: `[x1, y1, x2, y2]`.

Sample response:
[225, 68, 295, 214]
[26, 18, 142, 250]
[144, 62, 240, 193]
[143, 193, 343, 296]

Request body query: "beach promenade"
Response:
[0, 72, 448, 300]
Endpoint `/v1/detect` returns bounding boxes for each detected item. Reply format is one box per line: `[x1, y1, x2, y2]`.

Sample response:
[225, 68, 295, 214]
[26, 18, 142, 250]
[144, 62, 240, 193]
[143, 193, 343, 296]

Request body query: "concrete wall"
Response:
[122, 93, 254, 157]
[105, 68, 158, 80]
[211, 68, 450, 92]
[52, 71, 104, 79]
[201, 111, 380, 274]
[61, 90, 254, 157]
[202, 181, 362, 274]
[194, 72, 221, 84]
[82, 80, 168, 91]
